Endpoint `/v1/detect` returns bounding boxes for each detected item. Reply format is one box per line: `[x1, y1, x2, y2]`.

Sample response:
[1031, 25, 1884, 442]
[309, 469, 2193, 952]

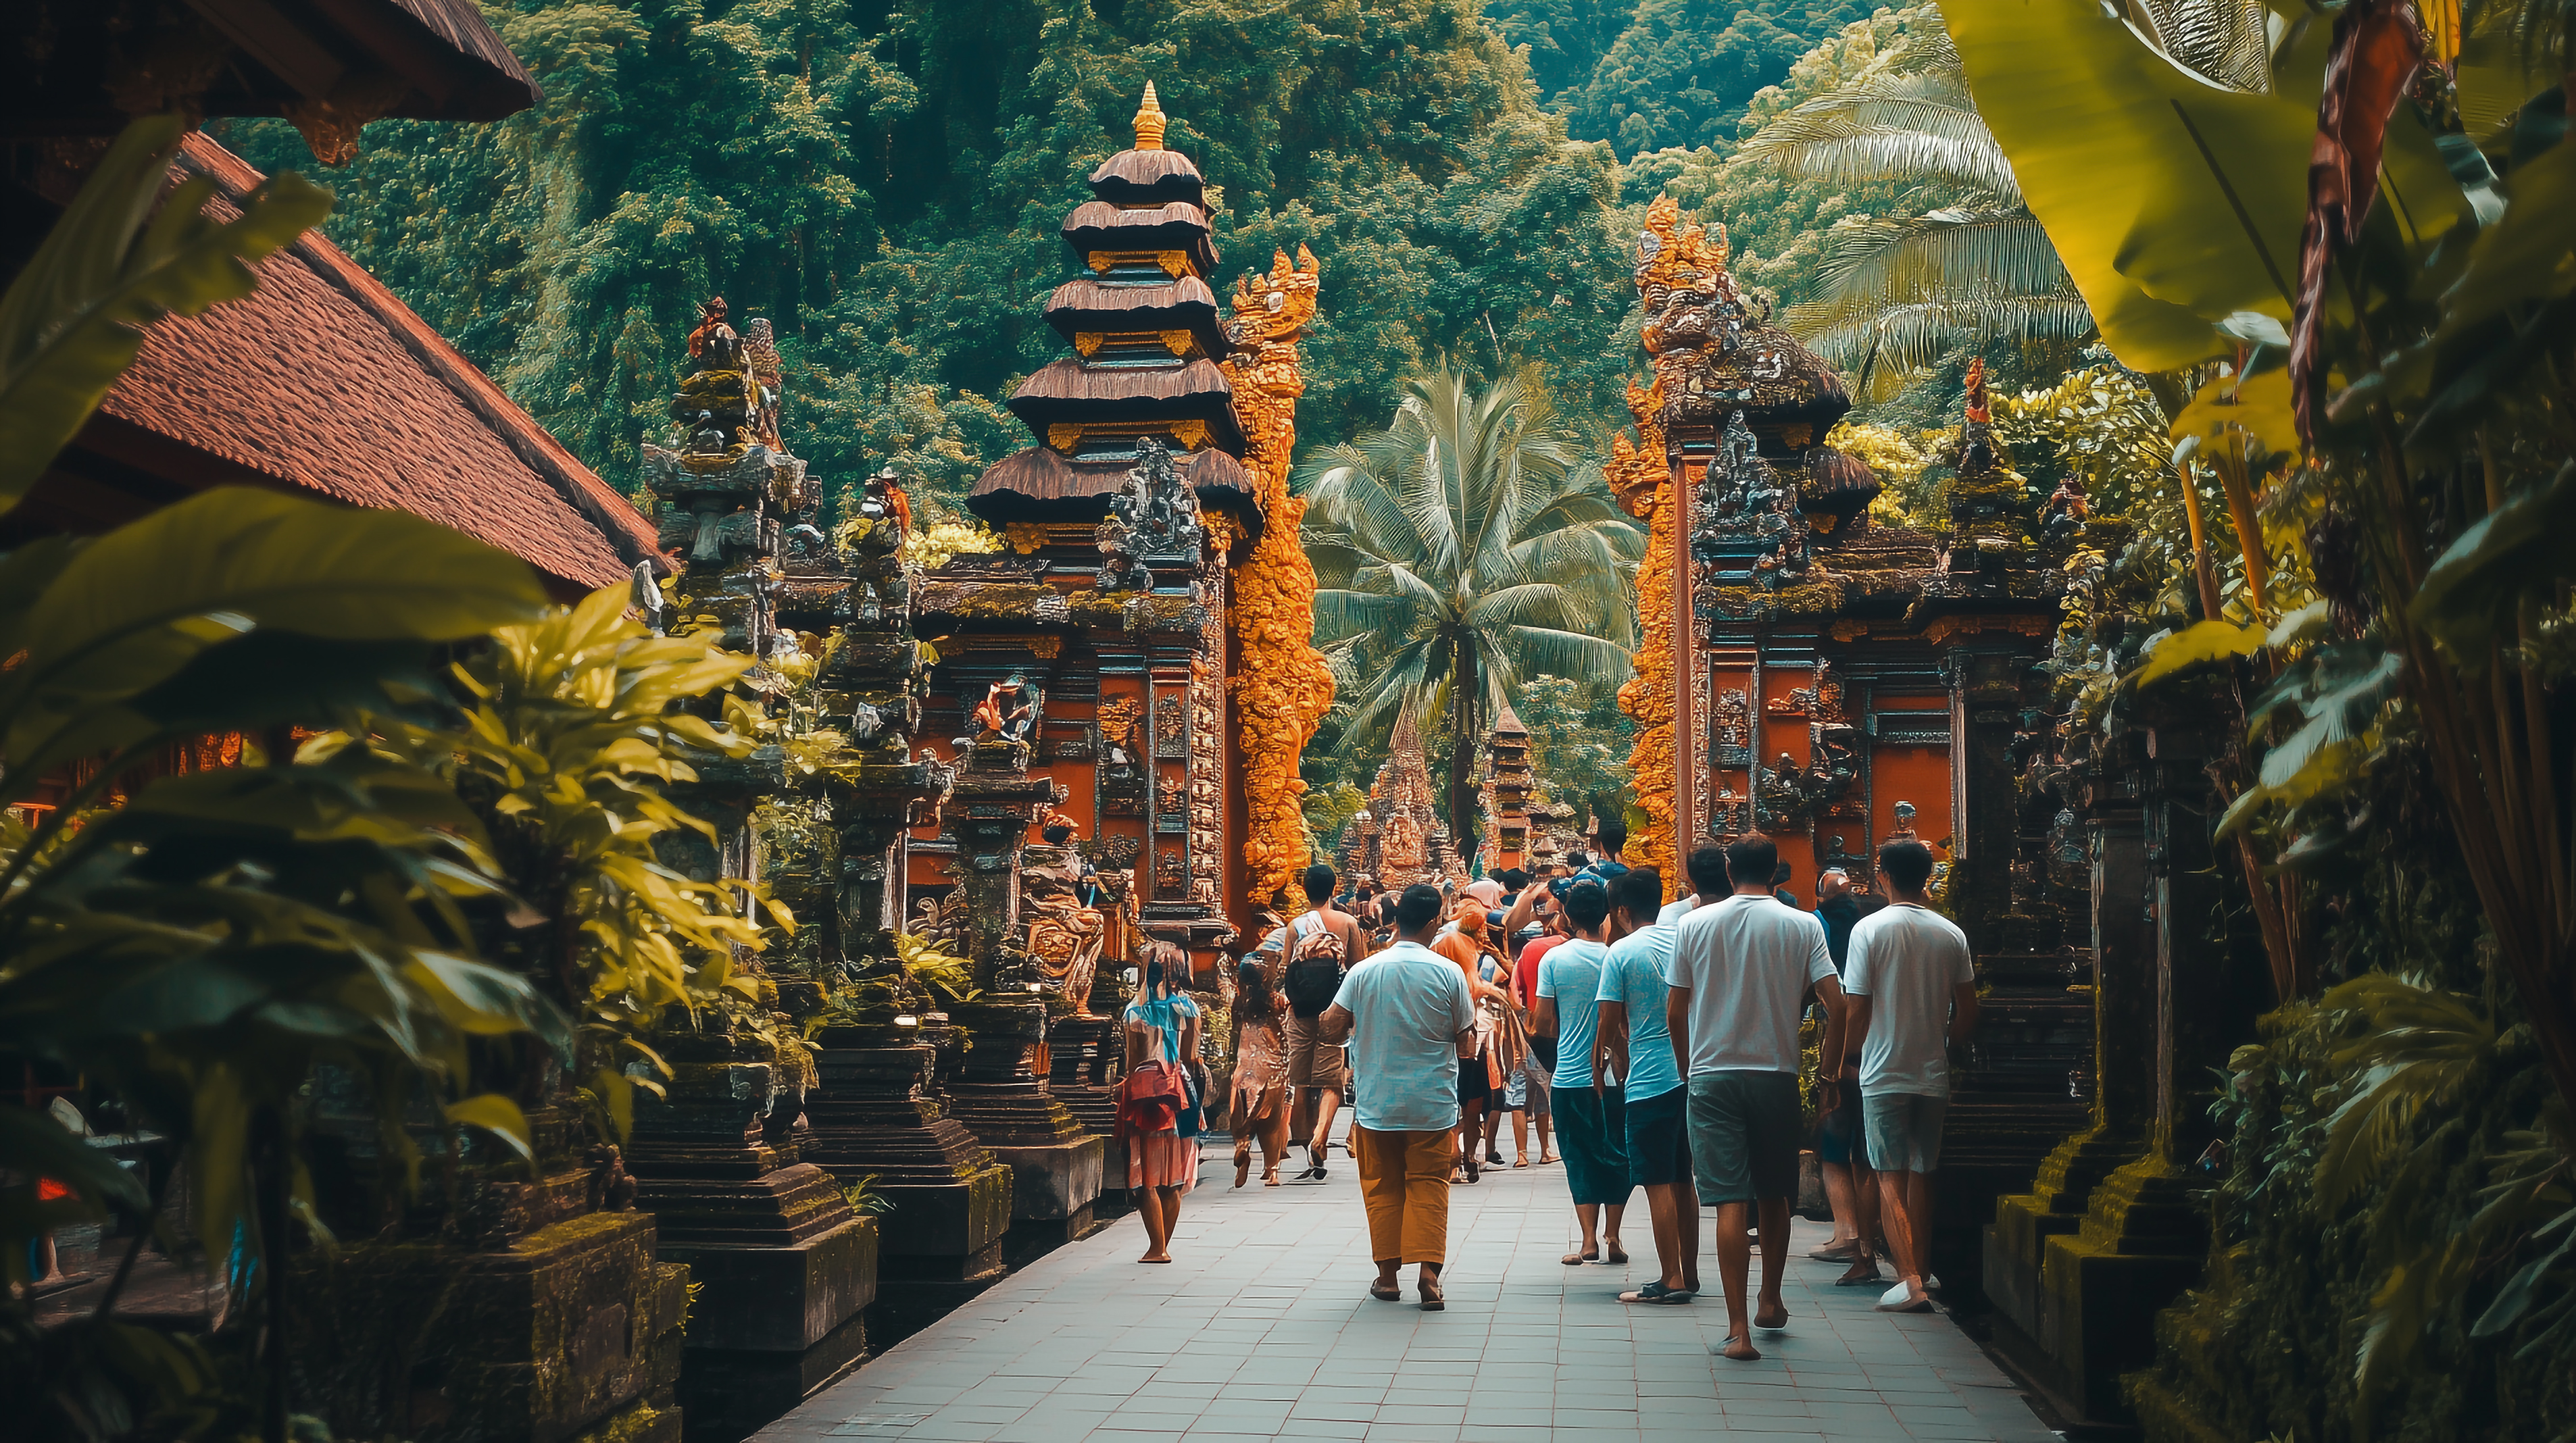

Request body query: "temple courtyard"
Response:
[756, 1149, 2060, 1443]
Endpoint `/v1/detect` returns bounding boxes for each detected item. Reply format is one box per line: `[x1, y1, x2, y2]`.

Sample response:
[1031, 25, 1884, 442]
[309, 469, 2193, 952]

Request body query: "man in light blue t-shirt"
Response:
[1599, 866, 1696, 1304]
[1534, 880, 1631, 1265]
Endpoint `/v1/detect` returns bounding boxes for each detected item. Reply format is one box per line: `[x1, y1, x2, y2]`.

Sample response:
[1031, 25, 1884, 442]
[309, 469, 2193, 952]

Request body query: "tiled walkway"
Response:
[758, 1141, 2060, 1443]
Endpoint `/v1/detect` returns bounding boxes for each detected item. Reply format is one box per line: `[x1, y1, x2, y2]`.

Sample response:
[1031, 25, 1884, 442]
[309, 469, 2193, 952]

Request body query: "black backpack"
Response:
[1281, 913, 1348, 1018]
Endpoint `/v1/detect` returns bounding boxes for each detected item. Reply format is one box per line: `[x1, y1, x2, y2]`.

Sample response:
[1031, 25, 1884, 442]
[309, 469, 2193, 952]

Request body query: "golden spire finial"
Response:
[1133, 82, 1166, 151]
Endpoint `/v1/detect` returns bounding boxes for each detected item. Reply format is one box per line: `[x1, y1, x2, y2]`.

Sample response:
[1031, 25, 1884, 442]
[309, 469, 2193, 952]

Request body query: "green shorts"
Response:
[1685, 1071, 1801, 1205]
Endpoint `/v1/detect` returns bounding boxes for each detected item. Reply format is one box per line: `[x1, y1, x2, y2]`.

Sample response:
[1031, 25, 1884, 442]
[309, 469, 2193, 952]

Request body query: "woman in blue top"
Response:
[1123, 943, 1202, 1263]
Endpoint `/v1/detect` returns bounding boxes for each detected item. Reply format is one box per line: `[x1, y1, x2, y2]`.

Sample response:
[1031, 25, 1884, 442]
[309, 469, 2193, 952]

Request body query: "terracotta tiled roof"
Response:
[89, 135, 662, 591]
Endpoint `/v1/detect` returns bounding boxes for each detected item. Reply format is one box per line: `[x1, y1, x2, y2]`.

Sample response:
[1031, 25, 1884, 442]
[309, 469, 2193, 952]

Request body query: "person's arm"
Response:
[1501, 886, 1539, 937]
[1664, 985, 1691, 1071]
[1449, 967, 1479, 1055]
[1950, 982, 1981, 1046]
[1597, 999, 1630, 1085]
[1533, 994, 1559, 1038]
[1813, 973, 1854, 1108]
[1834, 989, 1868, 1105]
[1124, 1020, 1148, 1071]
[1319, 1001, 1354, 1044]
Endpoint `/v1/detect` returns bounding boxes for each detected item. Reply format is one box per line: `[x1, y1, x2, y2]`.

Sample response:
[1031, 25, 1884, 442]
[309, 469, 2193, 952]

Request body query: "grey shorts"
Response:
[1522, 1057, 1552, 1119]
[1863, 1092, 1950, 1173]
[1686, 1071, 1801, 1205]
[1283, 1012, 1348, 1092]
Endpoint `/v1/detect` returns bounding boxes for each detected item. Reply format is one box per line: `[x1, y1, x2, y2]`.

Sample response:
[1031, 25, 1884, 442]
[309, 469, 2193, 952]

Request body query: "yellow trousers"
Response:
[1354, 1124, 1452, 1265]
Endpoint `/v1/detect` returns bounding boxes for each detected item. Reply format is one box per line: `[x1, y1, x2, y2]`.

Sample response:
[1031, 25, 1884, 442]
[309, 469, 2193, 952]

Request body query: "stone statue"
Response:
[1095, 437, 1204, 591]
[1887, 801, 1920, 844]
[971, 672, 1040, 744]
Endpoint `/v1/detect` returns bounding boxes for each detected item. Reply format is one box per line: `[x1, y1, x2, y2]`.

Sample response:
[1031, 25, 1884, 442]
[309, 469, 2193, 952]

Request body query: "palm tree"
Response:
[1299, 368, 1645, 846]
[1731, 8, 2095, 396]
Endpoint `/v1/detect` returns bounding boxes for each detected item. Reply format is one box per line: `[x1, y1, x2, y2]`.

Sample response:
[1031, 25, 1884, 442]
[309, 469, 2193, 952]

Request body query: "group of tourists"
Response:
[1113, 832, 1977, 1362]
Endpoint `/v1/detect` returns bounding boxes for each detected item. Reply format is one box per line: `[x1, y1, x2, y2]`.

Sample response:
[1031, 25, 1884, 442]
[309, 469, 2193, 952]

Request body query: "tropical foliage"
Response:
[0, 116, 567, 1438]
[1300, 368, 1645, 842]
[1941, 0, 2576, 1431]
[1733, 4, 2091, 396]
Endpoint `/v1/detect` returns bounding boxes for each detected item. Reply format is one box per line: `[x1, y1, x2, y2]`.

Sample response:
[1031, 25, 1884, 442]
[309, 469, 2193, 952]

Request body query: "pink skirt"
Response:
[1126, 1128, 1199, 1192]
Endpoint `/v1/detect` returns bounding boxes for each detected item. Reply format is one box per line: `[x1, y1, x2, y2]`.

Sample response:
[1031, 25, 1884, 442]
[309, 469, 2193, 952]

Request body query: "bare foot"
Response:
[1754, 1302, 1789, 1331]
[1720, 1334, 1762, 1361]
[1139, 1252, 1172, 1263]
[1604, 1239, 1629, 1265]
[1561, 1250, 1594, 1266]
[1835, 1257, 1881, 1286]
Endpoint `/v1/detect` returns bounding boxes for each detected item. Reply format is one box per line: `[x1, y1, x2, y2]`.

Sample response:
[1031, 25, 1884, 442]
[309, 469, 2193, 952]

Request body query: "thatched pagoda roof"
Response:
[968, 445, 1258, 526]
[1795, 445, 1882, 518]
[1006, 357, 1243, 447]
[1060, 201, 1218, 278]
[1042, 276, 1229, 358]
[1087, 149, 1206, 207]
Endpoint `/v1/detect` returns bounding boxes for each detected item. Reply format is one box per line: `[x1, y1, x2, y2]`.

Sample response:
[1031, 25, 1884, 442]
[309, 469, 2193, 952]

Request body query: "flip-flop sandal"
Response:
[1834, 1262, 1883, 1286]
[1419, 1282, 1445, 1312]
[1368, 1282, 1403, 1302]
[1603, 1245, 1629, 1264]
[1560, 1250, 1596, 1266]
[1618, 1282, 1695, 1304]
[1875, 1295, 1935, 1314]
[1807, 1242, 1860, 1261]
[1514, 1156, 1530, 1168]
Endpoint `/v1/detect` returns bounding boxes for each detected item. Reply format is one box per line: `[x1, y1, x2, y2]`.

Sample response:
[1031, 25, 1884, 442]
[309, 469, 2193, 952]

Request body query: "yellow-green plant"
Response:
[346, 584, 795, 1141]
[0, 114, 562, 1438]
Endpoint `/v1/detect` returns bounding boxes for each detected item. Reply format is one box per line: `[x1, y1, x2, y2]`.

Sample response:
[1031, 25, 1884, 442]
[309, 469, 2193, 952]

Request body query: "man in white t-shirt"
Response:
[1655, 842, 1729, 927]
[1839, 839, 1979, 1315]
[1320, 883, 1477, 1311]
[1664, 836, 1846, 1362]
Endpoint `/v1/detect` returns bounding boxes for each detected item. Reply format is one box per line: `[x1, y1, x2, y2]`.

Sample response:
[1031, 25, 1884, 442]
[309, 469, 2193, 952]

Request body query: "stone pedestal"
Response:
[801, 1032, 1014, 1346]
[286, 1208, 689, 1443]
[1982, 717, 2262, 1424]
[623, 1026, 877, 1442]
[1049, 1014, 1127, 1216]
[945, 998, 1106, 1257]
[1935, 948, 2091, 1297]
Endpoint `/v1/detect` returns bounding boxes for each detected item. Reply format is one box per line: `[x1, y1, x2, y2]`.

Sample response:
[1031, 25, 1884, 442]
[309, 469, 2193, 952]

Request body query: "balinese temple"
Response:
[1338, 710, 1464, 890]
[906, 90, 1331, 987]
[1480, 705, 1535, 874]
[1607, 195, 2090, 1297]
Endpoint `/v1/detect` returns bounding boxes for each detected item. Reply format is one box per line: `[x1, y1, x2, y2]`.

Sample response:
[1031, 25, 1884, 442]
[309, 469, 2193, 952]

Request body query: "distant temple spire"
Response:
[1133, 82, 1166, 151]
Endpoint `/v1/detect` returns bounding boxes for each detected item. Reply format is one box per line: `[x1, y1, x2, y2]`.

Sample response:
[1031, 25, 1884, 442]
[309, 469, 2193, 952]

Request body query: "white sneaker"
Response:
[1877, 1280, 1934, 1313]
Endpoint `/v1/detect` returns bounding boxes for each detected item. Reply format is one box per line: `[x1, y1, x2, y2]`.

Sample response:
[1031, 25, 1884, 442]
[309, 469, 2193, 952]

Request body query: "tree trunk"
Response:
[1450, 630, 1480, 860]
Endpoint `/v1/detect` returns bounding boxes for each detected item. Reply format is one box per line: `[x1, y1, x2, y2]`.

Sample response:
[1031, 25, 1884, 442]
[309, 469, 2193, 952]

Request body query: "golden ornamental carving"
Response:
[1072, 330, 1199, 359]
[1087, 250, 1192, 279]
[1045, 419, 1210, 453]
[1005, 523, 1049, 554]
[1097, 695, 1143, 752]
[1218, 245, 1332, 909]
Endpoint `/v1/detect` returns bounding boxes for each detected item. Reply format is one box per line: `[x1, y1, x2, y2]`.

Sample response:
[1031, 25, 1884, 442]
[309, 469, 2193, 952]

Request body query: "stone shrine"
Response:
[1608, 195, 2089, 1299]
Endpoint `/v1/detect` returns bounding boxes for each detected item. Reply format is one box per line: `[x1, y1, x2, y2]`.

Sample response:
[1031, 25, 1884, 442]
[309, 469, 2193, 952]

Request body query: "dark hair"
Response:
[1595, 823, 1627, 857]
[1686, 844, 1731, 895]
[1879, 839, 1937, 891]
[1772, 859, 1793, 886]
[1302, 862, 1337, 903]
[1611, 866, 1661, 921]
[1498, 867, 1527, 892]
[1145, 959, 1166, 993]
[1237, 957, 1275, 1012]
[1564, 850, 1589, 870]
[1562, 878, 1611, 931]
[1725, 836, 1778, 888]
[1395, 882, 1445, 932]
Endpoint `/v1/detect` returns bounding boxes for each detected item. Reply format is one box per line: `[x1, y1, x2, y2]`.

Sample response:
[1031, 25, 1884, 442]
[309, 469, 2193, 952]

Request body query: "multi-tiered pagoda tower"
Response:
[909, 85, 1328, 975]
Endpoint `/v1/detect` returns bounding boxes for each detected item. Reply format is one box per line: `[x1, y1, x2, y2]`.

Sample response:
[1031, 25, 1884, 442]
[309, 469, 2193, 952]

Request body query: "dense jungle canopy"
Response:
[214, 0, 1924, 516]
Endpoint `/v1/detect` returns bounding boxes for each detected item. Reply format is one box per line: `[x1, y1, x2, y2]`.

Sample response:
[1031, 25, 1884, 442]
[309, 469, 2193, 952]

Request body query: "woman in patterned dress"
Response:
[1229, 951, 1292, 1187]
[1123, 943, 1202, 1263]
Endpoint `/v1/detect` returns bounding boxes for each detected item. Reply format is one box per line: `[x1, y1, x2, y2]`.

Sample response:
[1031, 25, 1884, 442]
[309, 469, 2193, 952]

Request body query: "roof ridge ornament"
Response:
[1133, 82, 1166, 151]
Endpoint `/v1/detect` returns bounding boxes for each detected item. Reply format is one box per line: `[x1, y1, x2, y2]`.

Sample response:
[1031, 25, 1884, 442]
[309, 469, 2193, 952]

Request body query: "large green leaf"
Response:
[2410, 461, 2576, 657]
[1946, 0, 2308, 369]
[0, 487, 544, 772]
[0, 114, 333, 514]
